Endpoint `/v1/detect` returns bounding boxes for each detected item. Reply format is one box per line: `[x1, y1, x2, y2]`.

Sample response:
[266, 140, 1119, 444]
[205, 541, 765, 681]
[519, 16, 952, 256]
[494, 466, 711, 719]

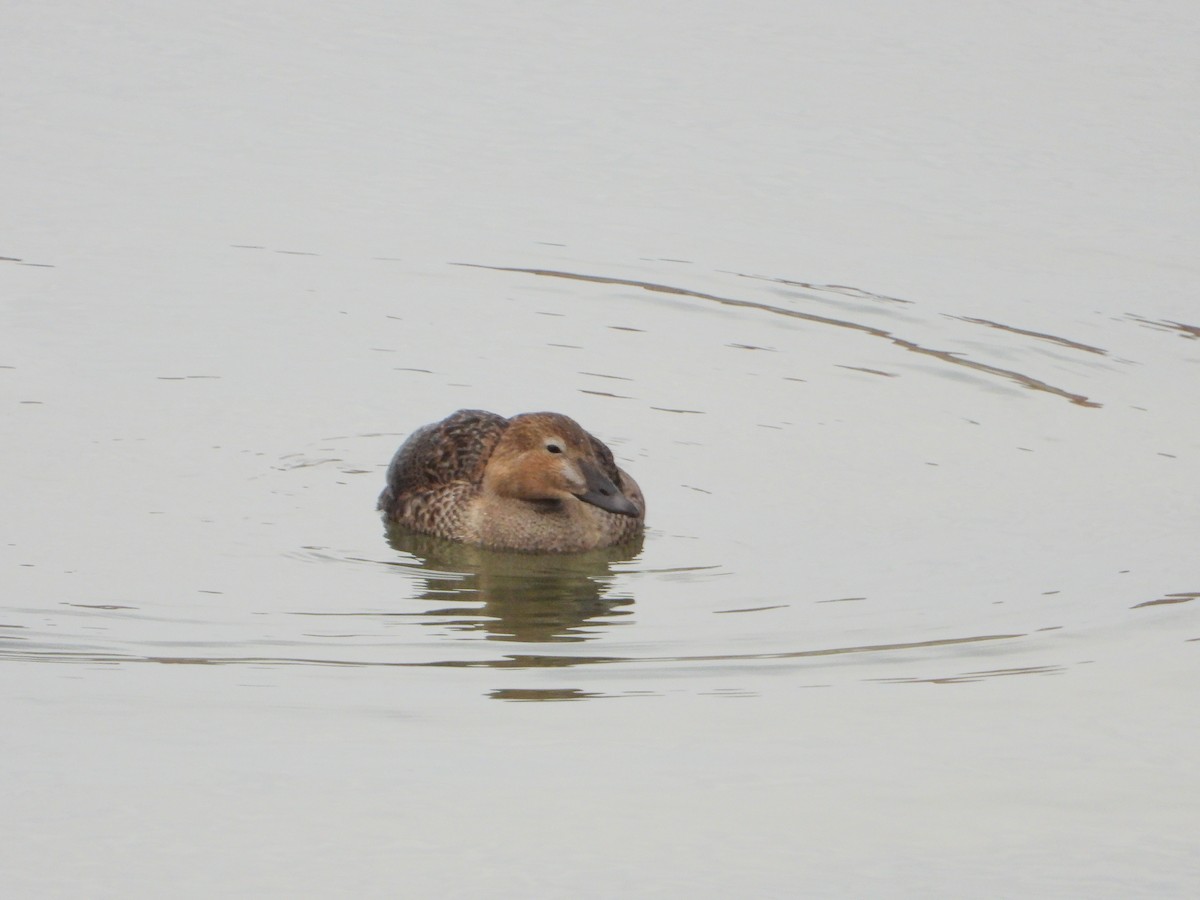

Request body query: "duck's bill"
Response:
[575, 460, 640, 517]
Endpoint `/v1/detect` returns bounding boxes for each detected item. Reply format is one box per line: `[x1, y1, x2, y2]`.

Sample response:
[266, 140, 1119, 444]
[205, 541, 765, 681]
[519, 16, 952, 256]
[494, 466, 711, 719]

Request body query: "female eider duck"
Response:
[378, 409, 645, 553]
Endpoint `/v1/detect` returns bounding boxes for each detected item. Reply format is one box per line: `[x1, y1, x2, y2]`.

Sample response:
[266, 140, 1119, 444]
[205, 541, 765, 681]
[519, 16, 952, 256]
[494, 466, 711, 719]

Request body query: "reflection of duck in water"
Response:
[378, 409, 645, 553]
[385, 527, 642, 642]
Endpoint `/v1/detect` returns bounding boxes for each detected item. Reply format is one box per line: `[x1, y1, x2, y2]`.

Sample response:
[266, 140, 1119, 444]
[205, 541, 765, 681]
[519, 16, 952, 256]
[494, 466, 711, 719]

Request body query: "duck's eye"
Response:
[546, 442, 563, 454]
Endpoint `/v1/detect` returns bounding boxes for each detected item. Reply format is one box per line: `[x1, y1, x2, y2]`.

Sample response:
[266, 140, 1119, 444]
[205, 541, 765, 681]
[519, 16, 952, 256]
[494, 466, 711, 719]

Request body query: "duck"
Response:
[378, 409, 645, 553]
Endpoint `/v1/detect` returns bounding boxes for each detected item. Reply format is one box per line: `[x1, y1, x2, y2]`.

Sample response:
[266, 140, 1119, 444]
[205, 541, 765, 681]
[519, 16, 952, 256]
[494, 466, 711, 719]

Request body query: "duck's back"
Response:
[378, 409, 508, 535]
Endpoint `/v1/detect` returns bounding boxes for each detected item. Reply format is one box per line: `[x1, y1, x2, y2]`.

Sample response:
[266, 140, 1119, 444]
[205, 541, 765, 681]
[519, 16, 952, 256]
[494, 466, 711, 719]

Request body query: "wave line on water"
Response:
[944, 315, 1108, 355]
[0, 631, 1025, 671]
[453, 263, 1101, 408]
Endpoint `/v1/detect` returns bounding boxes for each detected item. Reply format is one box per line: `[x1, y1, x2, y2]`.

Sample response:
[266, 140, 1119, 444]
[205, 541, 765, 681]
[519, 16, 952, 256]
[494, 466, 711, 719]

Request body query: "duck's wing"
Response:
[382, 409, 509, 501]
[584, 430, 623, 484]
[584, 429, 644, 514]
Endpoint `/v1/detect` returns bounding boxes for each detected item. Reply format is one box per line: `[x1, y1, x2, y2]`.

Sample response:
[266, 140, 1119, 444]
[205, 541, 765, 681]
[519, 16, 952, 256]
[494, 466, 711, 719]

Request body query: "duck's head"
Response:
[482, 413, 640, 517]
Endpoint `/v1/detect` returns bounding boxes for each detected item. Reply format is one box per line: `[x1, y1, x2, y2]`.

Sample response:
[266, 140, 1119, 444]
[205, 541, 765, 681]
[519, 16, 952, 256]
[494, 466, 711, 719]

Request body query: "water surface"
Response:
[3, 2, 1198, 896]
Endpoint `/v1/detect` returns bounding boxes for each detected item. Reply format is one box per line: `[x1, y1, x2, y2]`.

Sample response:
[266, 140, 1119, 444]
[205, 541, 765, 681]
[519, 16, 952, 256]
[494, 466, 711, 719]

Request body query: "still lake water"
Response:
[3, 2, 1198, 896]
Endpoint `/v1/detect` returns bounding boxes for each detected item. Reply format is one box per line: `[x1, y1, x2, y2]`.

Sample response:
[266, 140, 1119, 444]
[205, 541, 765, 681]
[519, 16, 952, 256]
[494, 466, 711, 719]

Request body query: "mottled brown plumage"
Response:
[378, 409, 645, 553]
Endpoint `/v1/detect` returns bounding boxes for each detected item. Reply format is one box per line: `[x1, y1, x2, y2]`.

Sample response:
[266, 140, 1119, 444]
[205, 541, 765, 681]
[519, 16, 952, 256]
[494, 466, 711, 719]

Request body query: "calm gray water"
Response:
[3, 2, 1198, 896]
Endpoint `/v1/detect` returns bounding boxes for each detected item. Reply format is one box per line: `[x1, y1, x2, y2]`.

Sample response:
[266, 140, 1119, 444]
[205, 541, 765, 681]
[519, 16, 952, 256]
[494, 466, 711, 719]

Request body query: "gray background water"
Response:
[3, 2, 1198, 896]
